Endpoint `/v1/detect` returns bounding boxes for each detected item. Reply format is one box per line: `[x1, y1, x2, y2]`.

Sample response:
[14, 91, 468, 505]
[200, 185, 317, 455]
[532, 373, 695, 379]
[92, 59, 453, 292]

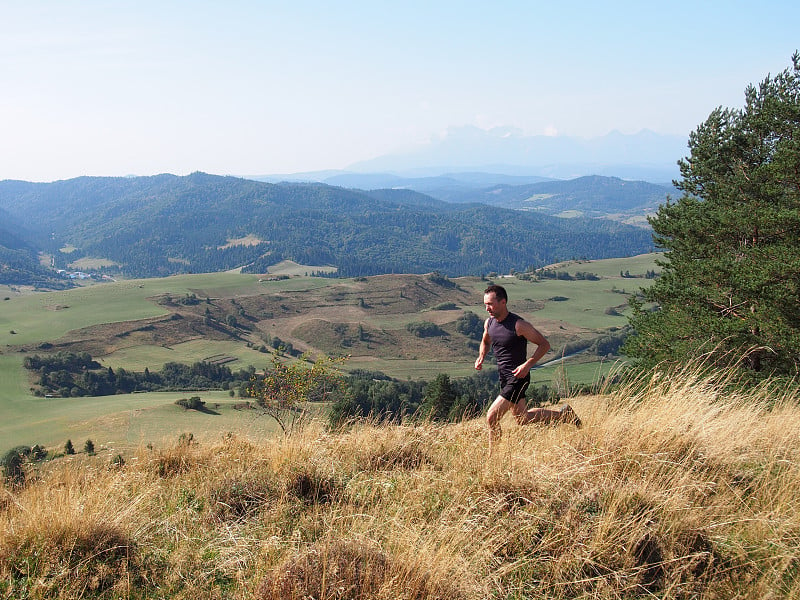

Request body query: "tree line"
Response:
[24, 351, 255, 397]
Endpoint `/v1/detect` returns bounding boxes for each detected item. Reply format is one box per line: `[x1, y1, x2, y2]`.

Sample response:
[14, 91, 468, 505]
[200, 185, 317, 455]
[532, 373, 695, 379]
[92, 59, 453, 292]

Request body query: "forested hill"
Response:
[426, 175, 676, 217]
[0, 173, 654, 279]
[0, 206, 68, 287]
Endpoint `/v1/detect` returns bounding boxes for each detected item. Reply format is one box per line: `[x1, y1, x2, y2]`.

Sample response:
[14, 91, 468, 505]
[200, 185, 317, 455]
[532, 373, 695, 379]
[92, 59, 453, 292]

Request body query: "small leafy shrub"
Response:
[405, 321, 446, 338]
[1, 447, 28, 487]
[175, 396, 205, 410]
[430, 302, 457, 311]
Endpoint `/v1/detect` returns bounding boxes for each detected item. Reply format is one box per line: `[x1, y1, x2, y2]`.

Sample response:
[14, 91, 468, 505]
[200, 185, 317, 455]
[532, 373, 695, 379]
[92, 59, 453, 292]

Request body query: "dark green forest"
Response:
[0, 174, 655, 281]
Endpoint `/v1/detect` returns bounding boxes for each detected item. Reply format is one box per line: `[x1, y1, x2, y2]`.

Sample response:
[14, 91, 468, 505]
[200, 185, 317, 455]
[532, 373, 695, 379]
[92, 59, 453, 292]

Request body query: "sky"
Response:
[1, 1, 798, 182]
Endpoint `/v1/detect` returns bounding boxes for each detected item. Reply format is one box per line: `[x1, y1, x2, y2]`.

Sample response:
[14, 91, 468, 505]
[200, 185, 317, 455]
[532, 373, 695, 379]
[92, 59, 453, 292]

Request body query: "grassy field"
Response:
[0, 352, 280, 450]
[98, 339, 272, 372]
[0, 254, 660, 452]
[2, 364, 798, 599]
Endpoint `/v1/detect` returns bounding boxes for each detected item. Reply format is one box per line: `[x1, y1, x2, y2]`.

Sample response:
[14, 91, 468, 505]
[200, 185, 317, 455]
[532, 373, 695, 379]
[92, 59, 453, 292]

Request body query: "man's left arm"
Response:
[511, 319, 551, 378]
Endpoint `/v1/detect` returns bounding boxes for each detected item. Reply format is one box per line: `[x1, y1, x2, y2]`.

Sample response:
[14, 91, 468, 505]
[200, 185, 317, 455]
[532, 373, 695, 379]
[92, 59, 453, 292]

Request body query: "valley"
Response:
[0, 254, 659, 450]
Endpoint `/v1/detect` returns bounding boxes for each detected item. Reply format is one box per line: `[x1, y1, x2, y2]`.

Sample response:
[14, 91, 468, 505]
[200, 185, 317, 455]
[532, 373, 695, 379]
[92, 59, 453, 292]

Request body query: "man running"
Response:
[475, 284, 581, 454]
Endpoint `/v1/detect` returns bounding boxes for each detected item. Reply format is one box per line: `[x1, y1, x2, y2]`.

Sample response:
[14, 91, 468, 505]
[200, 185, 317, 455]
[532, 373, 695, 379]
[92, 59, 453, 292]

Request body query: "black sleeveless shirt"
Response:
[487, 313, 527, 378]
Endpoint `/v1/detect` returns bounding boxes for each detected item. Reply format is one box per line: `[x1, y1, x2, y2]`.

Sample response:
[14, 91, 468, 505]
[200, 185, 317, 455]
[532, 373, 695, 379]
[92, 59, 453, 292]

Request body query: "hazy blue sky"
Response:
[2, 1, 798, 182]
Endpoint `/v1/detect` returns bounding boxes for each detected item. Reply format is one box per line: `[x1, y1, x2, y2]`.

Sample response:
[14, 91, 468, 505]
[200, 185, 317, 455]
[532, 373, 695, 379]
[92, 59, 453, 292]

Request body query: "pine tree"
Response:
[625, 53, 800, 377]
[420, 373, 456, 421]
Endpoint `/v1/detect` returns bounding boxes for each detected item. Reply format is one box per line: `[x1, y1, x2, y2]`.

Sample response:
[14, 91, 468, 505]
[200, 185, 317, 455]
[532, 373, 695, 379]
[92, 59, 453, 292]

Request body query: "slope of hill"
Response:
[437, 175, 677, 218]
[263, 171, 674, 225]
[2, 367, 798, 599]
[0, 207, 69, 288]
[0, 173, 655, 280]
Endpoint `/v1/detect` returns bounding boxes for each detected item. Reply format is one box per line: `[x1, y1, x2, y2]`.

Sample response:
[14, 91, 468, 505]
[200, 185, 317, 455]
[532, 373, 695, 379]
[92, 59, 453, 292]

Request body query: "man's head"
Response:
[483, 285, 509, 319]
[484, 285, 507, 302]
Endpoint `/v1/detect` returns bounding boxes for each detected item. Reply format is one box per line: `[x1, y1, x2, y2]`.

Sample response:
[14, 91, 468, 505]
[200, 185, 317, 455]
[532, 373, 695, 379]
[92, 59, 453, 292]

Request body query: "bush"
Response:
[430, 302, 458, 311]
[175, 396, 205, 410]
[405, 321, 446, 338]
[1, 447, 28, 486]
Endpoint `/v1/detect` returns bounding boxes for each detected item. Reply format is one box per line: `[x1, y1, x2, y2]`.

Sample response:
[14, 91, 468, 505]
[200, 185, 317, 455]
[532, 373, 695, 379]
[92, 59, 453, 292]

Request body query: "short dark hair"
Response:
[484, 284, 507, 302]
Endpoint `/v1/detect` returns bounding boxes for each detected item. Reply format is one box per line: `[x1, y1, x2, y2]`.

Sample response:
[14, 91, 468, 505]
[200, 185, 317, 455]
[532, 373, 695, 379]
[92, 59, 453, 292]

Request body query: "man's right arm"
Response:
[474, 319, 490, 370]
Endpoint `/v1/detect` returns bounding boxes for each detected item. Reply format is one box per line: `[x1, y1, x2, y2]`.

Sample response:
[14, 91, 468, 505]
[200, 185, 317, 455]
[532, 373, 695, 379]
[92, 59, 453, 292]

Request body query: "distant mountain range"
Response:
[0, 173, 658, 284]
[257, 128, 688, 185]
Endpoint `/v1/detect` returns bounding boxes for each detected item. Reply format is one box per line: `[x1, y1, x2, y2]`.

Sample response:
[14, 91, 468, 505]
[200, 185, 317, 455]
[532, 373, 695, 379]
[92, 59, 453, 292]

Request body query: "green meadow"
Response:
[0, 254, 659, 451]
[0, 356, 279, 451]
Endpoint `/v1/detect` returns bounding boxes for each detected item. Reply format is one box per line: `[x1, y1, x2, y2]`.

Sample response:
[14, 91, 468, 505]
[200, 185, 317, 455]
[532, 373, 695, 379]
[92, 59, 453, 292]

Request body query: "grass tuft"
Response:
[0, 519, 135, 596]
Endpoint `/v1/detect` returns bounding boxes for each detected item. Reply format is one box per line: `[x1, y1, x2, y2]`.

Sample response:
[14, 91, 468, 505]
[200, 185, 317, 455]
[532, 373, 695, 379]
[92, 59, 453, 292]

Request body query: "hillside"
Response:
[0, 173, 655, 281]
[429, 175, 676, 222]
[261, 171, 674, 225]
[0, 207, 68, 288]
[2, 367, 798, 599]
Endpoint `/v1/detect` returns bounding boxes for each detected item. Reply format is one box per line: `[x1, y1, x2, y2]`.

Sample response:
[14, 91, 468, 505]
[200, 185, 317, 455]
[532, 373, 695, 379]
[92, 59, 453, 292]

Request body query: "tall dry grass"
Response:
[2, 364, 800, 599]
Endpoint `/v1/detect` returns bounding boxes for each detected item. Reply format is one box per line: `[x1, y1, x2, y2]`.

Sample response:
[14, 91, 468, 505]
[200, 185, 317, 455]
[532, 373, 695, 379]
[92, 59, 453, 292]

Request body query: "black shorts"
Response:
[499, 373, 530, 404]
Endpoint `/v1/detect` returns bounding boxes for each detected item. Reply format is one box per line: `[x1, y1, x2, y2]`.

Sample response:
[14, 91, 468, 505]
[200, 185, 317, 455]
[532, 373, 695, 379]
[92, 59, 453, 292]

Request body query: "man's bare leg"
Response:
[486, 395, 512, 457]
[512, 399, 582, 427]
[487, 397, 582, 455]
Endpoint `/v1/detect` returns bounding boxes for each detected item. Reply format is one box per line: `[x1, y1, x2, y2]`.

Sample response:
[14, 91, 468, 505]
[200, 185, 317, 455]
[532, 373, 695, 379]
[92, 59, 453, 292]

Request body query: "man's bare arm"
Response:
[511, 319, 551, 378]
[474, 319, 491, 370]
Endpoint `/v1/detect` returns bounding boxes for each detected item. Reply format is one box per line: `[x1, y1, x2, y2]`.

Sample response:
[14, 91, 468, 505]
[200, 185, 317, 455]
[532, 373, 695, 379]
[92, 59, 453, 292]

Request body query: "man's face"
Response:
[483, 292, 505, 318]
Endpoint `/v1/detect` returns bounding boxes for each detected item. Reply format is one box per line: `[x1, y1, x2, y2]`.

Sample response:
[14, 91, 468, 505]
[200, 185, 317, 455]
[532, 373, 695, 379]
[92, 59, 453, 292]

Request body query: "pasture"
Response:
[0, 254, 660, 451]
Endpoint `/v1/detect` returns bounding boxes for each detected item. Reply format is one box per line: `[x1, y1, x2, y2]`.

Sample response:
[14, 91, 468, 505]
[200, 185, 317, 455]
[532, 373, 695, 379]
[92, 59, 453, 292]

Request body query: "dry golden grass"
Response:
[2, 365, 800, 599]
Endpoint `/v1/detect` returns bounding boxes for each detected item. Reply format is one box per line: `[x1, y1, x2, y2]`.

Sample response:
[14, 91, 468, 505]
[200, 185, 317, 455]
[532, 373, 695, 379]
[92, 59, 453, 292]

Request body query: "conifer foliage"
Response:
[626, 53, 800, 377]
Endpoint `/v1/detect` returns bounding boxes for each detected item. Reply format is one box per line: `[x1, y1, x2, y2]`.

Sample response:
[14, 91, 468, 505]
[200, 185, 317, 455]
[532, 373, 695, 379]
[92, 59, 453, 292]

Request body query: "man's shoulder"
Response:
[510, 313, 532, 330]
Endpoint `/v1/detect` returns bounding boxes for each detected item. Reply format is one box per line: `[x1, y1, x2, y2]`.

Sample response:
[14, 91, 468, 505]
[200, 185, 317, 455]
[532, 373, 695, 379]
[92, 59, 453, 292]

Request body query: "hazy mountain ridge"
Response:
[445, 175, 677, 216]
[313, 172, 675, 219]
[347, 127, 687, 182]
[0, 173, 655, 281]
